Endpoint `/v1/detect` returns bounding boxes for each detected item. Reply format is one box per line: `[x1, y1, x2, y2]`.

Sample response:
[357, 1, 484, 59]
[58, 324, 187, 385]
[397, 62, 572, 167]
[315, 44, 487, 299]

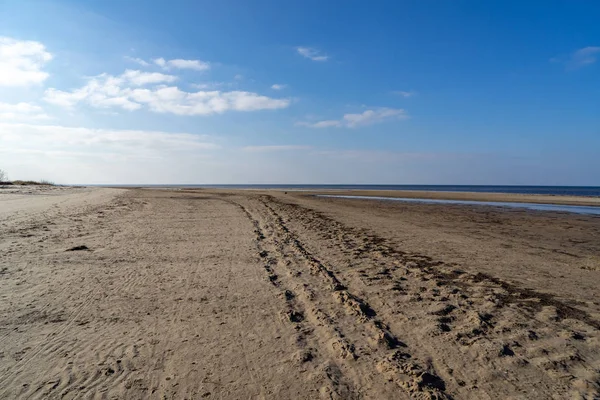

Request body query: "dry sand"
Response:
[1, 186, 599, 399]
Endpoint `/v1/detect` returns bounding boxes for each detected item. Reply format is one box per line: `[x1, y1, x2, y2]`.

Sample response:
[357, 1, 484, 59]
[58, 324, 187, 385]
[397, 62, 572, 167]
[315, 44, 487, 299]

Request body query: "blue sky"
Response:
[0, 0, 598, 184]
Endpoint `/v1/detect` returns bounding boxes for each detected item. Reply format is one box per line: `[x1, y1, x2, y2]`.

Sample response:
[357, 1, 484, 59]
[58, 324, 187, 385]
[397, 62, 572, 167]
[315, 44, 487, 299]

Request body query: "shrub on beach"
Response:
[0, 169, 55, 186]
[12, 180, 55, 186]
[0, 169, 12, 185]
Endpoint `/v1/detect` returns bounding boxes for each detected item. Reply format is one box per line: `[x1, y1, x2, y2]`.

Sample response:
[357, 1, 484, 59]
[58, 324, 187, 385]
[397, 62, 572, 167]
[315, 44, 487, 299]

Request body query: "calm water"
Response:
[318, 195, 600, 216]
[124, 185, 600, 197]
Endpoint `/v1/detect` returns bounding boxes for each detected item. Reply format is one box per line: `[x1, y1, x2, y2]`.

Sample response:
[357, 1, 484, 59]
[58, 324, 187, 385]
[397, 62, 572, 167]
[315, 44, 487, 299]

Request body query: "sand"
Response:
[1, 186, 599, 399]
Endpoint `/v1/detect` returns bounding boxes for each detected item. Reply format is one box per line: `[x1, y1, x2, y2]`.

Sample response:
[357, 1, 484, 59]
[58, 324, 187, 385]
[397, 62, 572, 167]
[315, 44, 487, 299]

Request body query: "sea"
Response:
[126, 185, 600, 197]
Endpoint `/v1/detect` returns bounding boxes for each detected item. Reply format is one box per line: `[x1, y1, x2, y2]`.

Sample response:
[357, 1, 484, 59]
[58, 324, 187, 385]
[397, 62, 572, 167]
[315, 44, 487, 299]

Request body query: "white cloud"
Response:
[153, 57, 210, 71]
[191, 81, 233, 90]
[343, 108, 408, 127]
[43, 70, 172, 110]
[169, 59, 210, 71]
[44, 70, 290, 115]
[124, 56, 150, 67]
[120, 69, 177, 85]
[0, 122, 218, 156]
[0, 37, 52, 86]
[153, 57, 166, 68]
[0, 102, 42, 114]
[298, 108, 408, 128]
[242, 145, 311, 152]
[129, 87, 290, 115]
[393, 90, 416, 98]
[0, 122, 221, 183]
[0, 102, 51, 121]
[296, 47, 329, 62]
[301, 120, 341, 128]
[271, 84, 287, 90]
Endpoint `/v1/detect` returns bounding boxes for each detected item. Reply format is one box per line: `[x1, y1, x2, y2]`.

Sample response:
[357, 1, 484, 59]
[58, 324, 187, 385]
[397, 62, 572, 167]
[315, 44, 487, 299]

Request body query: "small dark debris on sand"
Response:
[499, 344, 515, 357]
[66, 245, 90, 251]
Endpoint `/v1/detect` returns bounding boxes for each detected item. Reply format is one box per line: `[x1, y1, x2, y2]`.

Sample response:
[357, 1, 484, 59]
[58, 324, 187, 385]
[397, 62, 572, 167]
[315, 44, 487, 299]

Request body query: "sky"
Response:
[0, 0, 598, 185]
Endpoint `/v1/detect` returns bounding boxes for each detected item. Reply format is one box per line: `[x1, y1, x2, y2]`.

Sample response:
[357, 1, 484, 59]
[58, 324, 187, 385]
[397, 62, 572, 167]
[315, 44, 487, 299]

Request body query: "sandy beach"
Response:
[1, 186, 599, 399]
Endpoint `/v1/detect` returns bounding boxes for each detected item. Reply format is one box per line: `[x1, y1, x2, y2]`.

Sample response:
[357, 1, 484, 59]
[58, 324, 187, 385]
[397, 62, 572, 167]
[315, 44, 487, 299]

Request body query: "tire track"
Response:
[263, 195, 600, 399]
[232, 200, 363, 399]
[234, 198, 450, 399]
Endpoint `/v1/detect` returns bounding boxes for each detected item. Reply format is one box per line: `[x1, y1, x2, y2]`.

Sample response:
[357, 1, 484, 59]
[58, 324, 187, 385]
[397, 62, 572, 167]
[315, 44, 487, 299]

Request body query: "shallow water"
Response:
[103, 184, 600, 197]
[317, 195, 600, 216]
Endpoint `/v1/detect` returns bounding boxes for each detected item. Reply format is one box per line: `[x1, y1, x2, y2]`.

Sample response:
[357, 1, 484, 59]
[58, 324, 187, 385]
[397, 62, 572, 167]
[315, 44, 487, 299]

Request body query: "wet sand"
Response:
[285, 189, 600, 207]
[1, 186, 599, 399]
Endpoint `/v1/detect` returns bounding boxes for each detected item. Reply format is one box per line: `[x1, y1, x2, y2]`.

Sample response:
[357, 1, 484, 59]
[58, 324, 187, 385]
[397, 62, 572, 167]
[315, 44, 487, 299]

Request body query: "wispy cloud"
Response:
[569, 46, 600, 68]
[301, 120, 341, 128]
[392, 90, 417, 98]
[296, 47, 329, 62]
[0, 102, 51, 121]
[126, 56, 210, 71]
[129, 88, 290, 115]
[0, 37, 53, 86]
[298, 108, 408, 128]
[0, 122, 219, 157]
[120, 69, 177, 85]
[44, 69, 291, 115]
[552, 46, 600, 69]
[153, 57, 210, 71]
[124, 56, 150, 67]
[271, 84, 287, 90]
[192, 82, 229, 90]
[312, 149, 435, 162]
[343, 108, 408, 127]
[0, 122, 223, 183]
[242, 145, 311, 152]
[44, 69, 177, 110]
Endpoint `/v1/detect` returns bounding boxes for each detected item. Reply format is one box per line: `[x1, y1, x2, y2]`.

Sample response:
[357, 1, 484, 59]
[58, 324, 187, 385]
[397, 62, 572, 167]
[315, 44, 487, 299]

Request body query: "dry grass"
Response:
[11, 180, 55, 186]
[0, 169, 55, 186]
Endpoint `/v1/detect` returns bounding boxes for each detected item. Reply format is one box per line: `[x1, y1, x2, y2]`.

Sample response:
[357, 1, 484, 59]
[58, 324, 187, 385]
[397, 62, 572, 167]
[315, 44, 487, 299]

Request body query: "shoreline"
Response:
[291, 189, 600, 207]
[174, 187, 600, 207]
